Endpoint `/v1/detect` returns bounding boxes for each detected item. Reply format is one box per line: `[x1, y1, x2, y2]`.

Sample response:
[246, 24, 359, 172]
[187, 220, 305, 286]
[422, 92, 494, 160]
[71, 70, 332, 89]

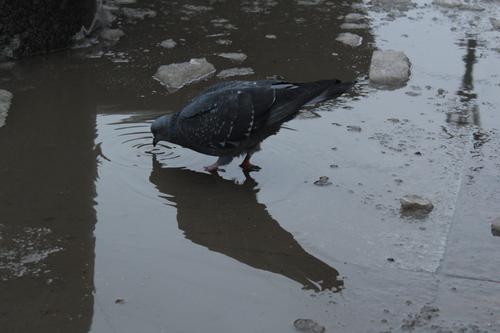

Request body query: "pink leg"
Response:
[239, 154, 261, 172]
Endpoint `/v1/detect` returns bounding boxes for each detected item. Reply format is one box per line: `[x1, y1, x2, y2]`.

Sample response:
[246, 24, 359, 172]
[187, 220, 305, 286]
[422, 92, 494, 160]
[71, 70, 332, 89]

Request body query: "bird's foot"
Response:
[204, 164, 225, 173]
[239, 161, 261, 172]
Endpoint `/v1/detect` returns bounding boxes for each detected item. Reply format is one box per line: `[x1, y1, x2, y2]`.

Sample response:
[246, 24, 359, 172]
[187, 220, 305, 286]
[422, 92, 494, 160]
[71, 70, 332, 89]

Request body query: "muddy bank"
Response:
[0, 1, 96, 60]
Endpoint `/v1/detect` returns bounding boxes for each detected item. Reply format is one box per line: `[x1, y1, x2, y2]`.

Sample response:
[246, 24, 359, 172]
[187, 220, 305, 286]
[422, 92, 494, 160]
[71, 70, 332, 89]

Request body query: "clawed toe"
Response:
[240, 163, 261, 172]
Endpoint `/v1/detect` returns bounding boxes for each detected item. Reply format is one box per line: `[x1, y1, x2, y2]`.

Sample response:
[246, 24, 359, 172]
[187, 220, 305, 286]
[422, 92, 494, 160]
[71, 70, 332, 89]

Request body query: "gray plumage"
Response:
[151, 79, 354, 171]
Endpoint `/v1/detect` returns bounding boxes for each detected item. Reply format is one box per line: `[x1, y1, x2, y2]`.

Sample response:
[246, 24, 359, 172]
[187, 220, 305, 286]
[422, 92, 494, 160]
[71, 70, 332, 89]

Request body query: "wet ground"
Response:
[1, 0, 500, 332]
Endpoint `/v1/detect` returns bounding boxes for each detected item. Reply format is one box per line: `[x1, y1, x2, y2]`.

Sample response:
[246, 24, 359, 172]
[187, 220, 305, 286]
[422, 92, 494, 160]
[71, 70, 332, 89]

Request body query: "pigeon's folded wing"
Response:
[177, 88, 276, 153]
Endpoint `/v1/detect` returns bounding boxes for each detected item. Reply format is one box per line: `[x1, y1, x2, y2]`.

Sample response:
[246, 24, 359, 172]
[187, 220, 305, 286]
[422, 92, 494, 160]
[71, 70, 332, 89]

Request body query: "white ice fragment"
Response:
[336, 32, 363, 47]
[490, 18, 500, 30]
[0, 89, 13, 128]
[121, 8, 157, 20]
[154, 58, 216, 91]
[100, 28, 125, 41]
[344, 13, 366, 22]
[432, 0, 484, 11]
[217, 67, 254, 78]
[159, 39, 177, 49]
[340, 23, 369, 29]
[369, 50, 411, 87]
[217, 52, 248, 62]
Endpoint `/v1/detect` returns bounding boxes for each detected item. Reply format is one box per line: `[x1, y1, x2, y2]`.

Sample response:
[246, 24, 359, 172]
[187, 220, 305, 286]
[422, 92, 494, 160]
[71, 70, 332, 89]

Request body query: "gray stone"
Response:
[490, 18, 500, 30]
[216, 67, 254, 78]
[293, 318, 326, 333]
[217, 52, 247, 62]
[336, 32, 363, 47]
[0, 89, 13, 128]
[369, 50, 411, 86]
[314, 176, 332, 187]
[154, 58, 216, 91]
[491, 218, 500, 237]
[400, 195, 434, 212]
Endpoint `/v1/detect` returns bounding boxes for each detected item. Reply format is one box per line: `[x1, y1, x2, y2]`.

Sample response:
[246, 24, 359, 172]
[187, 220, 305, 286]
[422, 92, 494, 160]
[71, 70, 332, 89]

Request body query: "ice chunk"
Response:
[216, 67, 254, 78]
[0, 89, 13, 128]
[432, 0, 483, 11]
[100, 29, 125, 41]
[369, 50, 411, 87]
[344, 13, 366, 22]
[490, 18, 500, 30]
[369, 0, 416, 11]
[217, 52, 247, 62]
[121, 8, 157, 20]
[160, 39, 177, 49]
[154, 58, 216, 91]
[336, 32, 363, 47]
[340, 23, 369, 30]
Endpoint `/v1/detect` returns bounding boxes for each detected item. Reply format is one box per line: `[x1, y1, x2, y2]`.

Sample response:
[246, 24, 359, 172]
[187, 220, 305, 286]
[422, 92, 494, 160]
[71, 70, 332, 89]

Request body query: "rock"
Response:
[154, 58, 216, 91]
[369, 50, 411, 87]
[159, 38, 177, 49]
[293, 318, 326, 333]
[347, 125, 362, 132]
[336, 33, 363, 47]
[490, 18, 500, 30]
[100, 28, 125, 41]
[217, 52, 247, 62]
[400, 195, 434, 213]
[433, 0, 484, 11]
[401, 305, 440, 331]
[344, 13, 366, 22]
[340, 23, 369, 30]
[491, 218, 500, 237]
[0, 89, 13, 128]
[216, 67, 254, 78]
[314, 176, 332, 186]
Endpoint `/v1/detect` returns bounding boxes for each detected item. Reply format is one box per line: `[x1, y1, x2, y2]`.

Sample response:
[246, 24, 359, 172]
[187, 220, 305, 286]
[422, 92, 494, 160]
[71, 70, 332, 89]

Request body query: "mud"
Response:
[1, 0, 499, 333]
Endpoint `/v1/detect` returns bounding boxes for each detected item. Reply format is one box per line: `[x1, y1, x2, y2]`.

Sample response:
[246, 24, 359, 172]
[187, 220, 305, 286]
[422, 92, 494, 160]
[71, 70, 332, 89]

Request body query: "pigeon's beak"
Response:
[153, 137, 159, 147]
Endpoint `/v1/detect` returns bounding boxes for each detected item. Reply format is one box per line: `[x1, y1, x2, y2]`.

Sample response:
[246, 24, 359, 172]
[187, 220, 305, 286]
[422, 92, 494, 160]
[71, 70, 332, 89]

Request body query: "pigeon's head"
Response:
[151, 114, 175, 147]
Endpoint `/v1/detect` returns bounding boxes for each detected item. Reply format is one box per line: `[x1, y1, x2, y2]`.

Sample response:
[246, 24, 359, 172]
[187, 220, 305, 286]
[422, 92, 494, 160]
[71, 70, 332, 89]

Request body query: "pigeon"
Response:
[151, 79, 354, 172]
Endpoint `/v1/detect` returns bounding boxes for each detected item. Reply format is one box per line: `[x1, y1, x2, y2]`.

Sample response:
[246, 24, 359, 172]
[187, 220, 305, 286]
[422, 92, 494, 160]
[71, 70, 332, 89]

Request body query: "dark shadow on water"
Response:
[149, 156, 343, 292]
[447, 38, 480, 126]
[0, 53, 97, 333]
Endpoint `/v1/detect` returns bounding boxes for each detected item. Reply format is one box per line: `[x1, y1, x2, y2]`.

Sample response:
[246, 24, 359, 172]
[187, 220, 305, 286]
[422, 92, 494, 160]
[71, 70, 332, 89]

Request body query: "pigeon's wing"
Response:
[177, 87, 276, 153]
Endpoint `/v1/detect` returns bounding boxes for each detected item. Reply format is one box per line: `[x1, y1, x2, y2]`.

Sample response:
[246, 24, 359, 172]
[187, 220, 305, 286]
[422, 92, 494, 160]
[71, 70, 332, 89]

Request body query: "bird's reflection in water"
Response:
[149, 156, 343, 292]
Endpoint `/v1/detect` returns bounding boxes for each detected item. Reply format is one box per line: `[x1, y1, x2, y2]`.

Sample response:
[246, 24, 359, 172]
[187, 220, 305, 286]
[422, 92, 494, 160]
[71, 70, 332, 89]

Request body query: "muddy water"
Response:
[1, 0, 500, 332]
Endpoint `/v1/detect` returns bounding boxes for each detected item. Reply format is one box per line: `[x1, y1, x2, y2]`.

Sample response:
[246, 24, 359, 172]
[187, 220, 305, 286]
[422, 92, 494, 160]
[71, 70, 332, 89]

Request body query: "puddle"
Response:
[1, 0, 500, 332]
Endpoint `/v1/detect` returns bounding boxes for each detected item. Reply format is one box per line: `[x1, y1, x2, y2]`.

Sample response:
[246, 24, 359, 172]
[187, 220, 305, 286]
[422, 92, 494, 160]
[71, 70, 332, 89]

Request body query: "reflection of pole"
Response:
[457, 38, 480, 126]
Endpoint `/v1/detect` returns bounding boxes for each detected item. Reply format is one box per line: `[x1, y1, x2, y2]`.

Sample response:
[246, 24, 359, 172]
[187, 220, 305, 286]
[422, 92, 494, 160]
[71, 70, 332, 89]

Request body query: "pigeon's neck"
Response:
[164, 113, 181, 144]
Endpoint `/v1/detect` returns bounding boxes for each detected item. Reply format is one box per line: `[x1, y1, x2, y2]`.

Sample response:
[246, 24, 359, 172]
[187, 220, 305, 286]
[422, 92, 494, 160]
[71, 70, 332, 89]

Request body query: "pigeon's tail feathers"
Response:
[303, 79, 355, 106]
[266, 79, 354, 126]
